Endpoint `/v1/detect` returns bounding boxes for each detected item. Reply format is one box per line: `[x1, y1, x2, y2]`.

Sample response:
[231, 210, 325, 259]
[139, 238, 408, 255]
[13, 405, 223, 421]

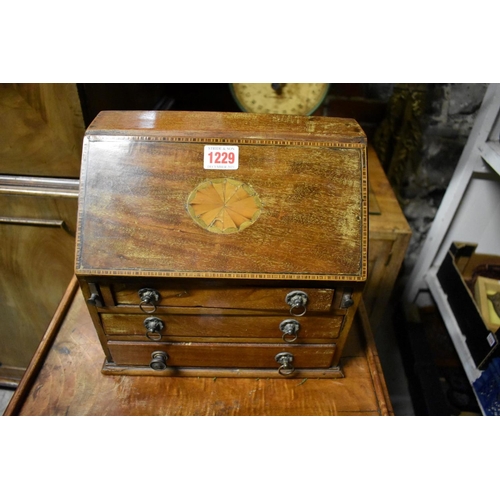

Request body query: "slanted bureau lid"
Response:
[76, 111, 367, 281]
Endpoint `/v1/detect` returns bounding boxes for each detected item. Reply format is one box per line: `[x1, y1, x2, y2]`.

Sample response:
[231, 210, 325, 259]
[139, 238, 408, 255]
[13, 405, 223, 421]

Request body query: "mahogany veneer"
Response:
[75, 111, 368, 378]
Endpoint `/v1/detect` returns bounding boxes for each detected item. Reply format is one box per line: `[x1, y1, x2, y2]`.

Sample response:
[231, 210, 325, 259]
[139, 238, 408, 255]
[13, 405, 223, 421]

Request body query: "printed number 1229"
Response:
[207, 151, 235, 164]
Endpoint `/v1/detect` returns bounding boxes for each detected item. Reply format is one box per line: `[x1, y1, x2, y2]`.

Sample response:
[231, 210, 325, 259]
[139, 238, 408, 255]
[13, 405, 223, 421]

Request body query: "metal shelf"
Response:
[425, 267, 486, 415]
[403, 84, 500, 415]
[480, 141, 500, 176]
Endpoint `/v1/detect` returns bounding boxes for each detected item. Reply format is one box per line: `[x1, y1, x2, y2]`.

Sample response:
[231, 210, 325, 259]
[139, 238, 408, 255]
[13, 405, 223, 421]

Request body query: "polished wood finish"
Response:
[5, 279, 393, 416]
[86, 110, 366, 143]
[101, 313, 343, 341]
[0, 84, 85, 178]
[366, 147, 412, 329]
[111, 283, 336, 310]
[0, 193, 78, 370]
[77, 112, 367, 280]
[0, 84, 84, 383]
[4, 276, 80, 415]
[76, 111, 368, 377]
[108, 341, 336, 368]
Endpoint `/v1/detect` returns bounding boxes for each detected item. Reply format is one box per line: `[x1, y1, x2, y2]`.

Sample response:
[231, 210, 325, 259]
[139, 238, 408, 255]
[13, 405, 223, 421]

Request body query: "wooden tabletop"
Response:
[5, 276, 393, 416]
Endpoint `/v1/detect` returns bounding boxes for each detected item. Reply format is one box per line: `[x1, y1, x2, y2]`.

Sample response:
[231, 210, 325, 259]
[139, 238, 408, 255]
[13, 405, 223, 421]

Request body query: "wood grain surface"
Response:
[0, 83, 84, 380]
[107, 340, 336, 368]
[0, 193, 78, 368]
[364, 147, 412, 329]
[111, 283, 336, 310]
[5, 279, 393, 416]
[101, 312, 343, 341]
[76, 111, 367, 281]
[0, 84, 85, 178]
[87, 110, 366, 143]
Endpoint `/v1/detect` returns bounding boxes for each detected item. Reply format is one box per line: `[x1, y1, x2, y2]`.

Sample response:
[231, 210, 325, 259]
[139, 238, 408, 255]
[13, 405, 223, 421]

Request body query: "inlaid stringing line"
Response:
[75, 138, 90, 271]
[88, 135, 366, 149]
[75, 268, 367, 281]
[360, 147, 369, 280]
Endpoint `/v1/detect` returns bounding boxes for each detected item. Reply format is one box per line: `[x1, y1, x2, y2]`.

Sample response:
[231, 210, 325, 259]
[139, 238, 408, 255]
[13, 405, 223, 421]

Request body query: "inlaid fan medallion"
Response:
[187, 178, 262, 234]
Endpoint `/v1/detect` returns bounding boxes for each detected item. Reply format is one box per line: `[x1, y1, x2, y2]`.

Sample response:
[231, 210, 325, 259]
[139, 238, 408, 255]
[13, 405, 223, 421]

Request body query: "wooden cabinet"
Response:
[0, 84, 84, 177]
[365, 146, 412, 330]
[0, 84, 83, 386]
[76, 111, 368, 378]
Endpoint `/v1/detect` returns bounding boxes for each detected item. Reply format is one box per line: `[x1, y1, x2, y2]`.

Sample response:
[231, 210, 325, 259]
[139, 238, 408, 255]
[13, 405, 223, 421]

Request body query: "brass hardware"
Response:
[138, 288, 161, 313]
[144, 317, 165, 341]
[275, 352, 295, 376]
[285, 291, 308, 316]
[149, 351, 168, 371]
[87, 283, 103, 307]
[340, 289, 354, 309]
[279, 319, 300, 343]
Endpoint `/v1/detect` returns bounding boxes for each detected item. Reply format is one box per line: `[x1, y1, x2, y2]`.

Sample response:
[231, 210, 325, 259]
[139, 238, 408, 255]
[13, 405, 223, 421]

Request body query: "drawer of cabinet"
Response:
[107, 341, 336, 369]
[110, 283, 335, 312]
[101, 313, 344, 342]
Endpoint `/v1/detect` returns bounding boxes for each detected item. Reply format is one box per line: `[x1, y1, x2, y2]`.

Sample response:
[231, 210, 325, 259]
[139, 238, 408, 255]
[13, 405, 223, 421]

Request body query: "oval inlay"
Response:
[187, 178, 262, 234]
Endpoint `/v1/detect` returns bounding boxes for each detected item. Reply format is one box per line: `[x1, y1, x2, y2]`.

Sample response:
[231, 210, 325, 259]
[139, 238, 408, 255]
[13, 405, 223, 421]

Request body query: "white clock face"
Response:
[231, 83, 329, 115]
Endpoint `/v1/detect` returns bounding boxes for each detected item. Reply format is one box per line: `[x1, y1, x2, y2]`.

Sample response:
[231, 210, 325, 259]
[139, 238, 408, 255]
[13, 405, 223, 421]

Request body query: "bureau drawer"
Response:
[101, 313, 344, 342]
[107, 341, 336, 369]
[110, 283, 335, 312]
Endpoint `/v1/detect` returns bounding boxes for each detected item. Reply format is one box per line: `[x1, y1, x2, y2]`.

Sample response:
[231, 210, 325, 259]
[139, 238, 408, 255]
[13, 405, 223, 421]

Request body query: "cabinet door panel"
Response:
[0, 83, 84, 177]
[0, 194, 77, 369]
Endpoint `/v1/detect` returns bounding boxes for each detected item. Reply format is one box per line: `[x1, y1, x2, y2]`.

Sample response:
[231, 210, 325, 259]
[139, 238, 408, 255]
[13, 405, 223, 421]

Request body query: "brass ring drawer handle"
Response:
[279, 319, 300, 343]
[138, 288, 161, 313]
[144, 317, 165, 341]
[150, 351, 169, 370]
[275, 352, 295, 376]
[285, 291, 308, 317]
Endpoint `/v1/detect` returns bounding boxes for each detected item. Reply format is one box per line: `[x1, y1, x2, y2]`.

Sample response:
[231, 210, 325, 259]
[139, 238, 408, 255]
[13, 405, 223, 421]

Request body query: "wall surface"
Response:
[374, 83, 489, 277]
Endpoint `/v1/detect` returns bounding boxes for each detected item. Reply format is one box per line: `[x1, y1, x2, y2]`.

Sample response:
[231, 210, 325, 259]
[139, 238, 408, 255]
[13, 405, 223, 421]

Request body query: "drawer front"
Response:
[111, 283, 335, 312]
[101, 313, 343, 341]
[107, 341, 336, 369]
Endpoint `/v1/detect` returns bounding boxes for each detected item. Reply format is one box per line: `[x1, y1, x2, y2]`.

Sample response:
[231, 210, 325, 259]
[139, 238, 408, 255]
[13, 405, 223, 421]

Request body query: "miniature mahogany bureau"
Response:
[75, 111, 368, 378]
